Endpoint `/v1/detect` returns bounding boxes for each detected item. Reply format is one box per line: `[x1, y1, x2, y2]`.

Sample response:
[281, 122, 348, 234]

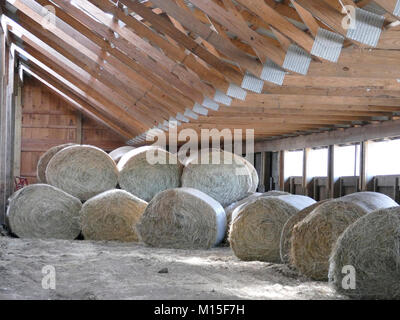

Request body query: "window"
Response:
[308, 147, 328, 177]
[368, 139, 400, 175]
[284, 150, 303, 178]
[334, 144, 360, 176]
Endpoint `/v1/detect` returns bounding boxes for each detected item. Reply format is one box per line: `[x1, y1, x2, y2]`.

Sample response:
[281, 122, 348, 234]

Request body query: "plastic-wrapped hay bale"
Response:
[329, 207, 400, 299]
[46, 145, 118, 201]
[80, 189, 147, 242]
[280, 200, 330, 265]
[243, 159, 259, 193]
[263, 190, 290, 196]
[109, 146, 135, 163]
[118, 146, 183, 202]
[340, 191, 398, 212]
[290, 200, 367, 280]
[136, 188, 226, 249]
[36, 143, 76, 183]
[7, 184, 82, 239]
[181, 149, 253, 207]
[229, 195, 316, 262]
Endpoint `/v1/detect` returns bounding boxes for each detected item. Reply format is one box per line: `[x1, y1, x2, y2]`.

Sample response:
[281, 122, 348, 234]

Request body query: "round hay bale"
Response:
[109, 146, 135, 163]
[136, 187, 226, 249]
[290, 200, 367, 280]
[329, 207, 400, 299]
[181, 149, 253, 207]
[243, 159, 259, 193]
[7, 184, 82, 239]
[280, 199, 330, 265]
[117, 146, 183, 202]
[36, 143, 76, 183]
[80, 189, 147, 242]
[221, 192, 262, 246]
[229, 195, 316, 262]
[46, 145, 118, 201]
[340, 191, 398, 212]
[263, 190, 290, 196]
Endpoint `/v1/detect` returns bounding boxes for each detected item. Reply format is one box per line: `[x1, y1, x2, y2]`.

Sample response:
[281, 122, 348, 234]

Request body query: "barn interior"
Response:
[2, 0, 400, 300]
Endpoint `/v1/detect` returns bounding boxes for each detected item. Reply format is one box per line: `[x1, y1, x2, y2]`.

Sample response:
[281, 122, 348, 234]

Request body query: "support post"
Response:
[278, 150, 285, 191]
[359, 140, 371, 191]
[302, 147, 311, 196]
[327, 145, 336, 198]
[0, 37, 16, 225]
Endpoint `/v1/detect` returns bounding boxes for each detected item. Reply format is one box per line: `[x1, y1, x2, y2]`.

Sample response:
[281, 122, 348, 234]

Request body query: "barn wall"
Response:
[18, 76, 125, 184]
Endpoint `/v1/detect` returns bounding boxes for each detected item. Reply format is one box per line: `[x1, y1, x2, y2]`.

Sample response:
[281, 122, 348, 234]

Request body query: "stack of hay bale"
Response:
[7, 145, 262, 249]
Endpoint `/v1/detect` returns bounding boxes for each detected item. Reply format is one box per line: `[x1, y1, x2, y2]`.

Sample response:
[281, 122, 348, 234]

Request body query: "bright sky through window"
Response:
[284, 150, 303, 178]
[308, 148, 328, 177]
[334, 145, 360, 177]
[368, 139, 400, 175]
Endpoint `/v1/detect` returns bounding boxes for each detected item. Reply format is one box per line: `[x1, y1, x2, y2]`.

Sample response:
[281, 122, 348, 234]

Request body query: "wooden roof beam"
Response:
[35, 0, 193, 116]
[10, 41, 144, 134]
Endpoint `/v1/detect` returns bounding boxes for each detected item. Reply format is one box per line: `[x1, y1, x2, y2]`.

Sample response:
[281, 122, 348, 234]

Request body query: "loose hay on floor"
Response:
[36, 143, 75, 183]
[181, 149, 253, 207]
[136, 188, 226, 249]
[80, 189, 148, 242]
[280, 200, 330, 265]
[117, 146, 183, 202]
[329, 206, 400, 299]
[340, 191, 398, 212]
[290, 200, 366, 280]
[229, 195, 316, 262]
[46, 145, 118, 200]
[109, 146, 135, 163]
[7, 184, 82, 239]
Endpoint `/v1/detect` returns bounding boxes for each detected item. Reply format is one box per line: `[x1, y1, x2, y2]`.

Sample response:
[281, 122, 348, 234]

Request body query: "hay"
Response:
[280, 200, 330, 265]
[340, 191, 398, 212]
[136, 187, 226, 249]
[46, 145, 118, 201]
[221, 193, 262, 245]
[109, 146, 135, 163]
[181, 149, 253, 207]
[229, 195, 316, 262]
[7, 184, 82, 239]
[329, 206, 400, 299]
[117, 146, 183, 202]
[290, 200, 367, 280]
[80, 189, 147, 242]
[36, 143, 76, 183]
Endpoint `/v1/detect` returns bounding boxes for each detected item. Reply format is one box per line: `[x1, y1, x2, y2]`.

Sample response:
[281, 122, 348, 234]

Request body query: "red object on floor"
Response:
[14, 177, 29, 191]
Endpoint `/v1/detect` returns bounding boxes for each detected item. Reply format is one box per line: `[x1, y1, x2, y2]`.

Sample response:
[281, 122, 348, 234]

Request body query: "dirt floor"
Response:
[0, 236, 345, 300]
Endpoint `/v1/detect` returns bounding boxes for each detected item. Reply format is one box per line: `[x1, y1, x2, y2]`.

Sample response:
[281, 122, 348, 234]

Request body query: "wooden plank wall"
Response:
[18, 76, 126, 184]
